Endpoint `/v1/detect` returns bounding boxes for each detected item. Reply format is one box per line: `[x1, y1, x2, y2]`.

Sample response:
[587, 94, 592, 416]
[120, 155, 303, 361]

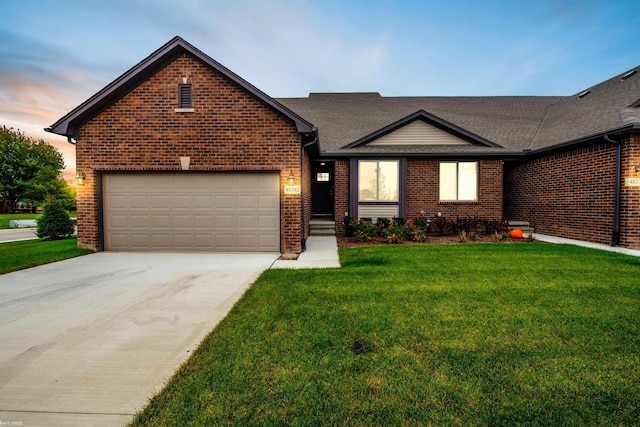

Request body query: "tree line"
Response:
[0, 125, 75, 213]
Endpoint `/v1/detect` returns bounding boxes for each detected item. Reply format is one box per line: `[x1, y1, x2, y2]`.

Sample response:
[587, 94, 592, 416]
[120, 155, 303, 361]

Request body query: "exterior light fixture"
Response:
[288, 171, 295, 185]
[75, 171, 86, 185]
[635, 165, 640, 174]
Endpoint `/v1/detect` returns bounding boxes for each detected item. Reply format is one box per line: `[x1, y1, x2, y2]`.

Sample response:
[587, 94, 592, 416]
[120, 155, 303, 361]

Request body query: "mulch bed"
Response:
[337, 234, 531, 249]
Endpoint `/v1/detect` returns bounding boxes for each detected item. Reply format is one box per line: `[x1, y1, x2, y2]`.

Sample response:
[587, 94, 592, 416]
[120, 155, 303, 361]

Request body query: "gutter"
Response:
[300, 128, 319, 251]
[604, 134, 621, 246]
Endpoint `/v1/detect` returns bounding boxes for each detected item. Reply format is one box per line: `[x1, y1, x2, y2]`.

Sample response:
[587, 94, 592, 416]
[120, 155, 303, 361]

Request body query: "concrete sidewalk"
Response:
[271, 236, 340, 269]
[535, 234, 640, 257]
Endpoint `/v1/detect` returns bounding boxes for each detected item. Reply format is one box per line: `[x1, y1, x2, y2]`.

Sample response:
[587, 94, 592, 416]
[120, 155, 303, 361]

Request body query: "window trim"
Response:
[439, 161, 479, 202]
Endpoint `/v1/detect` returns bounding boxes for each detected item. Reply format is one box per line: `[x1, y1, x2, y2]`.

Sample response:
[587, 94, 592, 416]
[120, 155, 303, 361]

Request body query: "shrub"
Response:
[406, 220, 427, 242]
[350, 218, 377, 241]
[376, 217, 391, 229]
[380, 223, 408, 244]
[36, 199, 74, 240]
[344, 217, 355, 237]
[493, 232, 507, 242]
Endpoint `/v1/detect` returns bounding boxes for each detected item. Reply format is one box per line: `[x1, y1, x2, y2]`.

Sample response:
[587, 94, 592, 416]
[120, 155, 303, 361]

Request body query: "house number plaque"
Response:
[624, 177, 640, 187]
[284, 185, 301, 194]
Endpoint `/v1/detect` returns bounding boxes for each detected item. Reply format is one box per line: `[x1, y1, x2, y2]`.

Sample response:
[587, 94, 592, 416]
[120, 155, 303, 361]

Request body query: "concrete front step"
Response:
[508, 220, 535, 237]
[310, 229, 336, 236]
[309, 219, 336, 236]
[310, 219, 335, 227]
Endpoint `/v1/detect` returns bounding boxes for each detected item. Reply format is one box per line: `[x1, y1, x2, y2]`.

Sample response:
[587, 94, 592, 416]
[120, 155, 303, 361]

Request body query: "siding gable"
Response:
[367, 119, 470, 146]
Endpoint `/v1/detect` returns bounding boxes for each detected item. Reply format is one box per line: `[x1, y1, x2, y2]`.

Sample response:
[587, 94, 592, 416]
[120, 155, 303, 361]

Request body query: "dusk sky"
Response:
[1, 0, 639, 179]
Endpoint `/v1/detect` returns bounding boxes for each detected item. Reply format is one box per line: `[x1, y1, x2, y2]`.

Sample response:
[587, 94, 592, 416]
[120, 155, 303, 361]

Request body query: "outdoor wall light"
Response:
[288, 171, 295, 185]
[635, 165, 640, 174]
[75, 171, 86, 185]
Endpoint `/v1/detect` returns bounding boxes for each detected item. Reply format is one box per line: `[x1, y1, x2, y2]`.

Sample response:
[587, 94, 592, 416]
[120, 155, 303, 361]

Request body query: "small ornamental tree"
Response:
[36, 199, 75, 240]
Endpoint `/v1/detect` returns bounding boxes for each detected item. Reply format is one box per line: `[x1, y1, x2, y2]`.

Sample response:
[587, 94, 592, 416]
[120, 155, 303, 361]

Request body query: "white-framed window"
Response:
[439, 161, 478, 201]
[358, 160, 399, 201]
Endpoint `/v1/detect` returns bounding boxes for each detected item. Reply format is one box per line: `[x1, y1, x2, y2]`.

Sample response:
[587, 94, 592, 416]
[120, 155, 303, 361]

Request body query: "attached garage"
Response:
[102, 173, 280, 252]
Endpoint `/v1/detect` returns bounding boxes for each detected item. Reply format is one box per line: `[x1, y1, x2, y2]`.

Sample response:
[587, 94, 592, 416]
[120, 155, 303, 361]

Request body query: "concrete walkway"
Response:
[271, 236, 340, 269]
[535, 234, 640, 257]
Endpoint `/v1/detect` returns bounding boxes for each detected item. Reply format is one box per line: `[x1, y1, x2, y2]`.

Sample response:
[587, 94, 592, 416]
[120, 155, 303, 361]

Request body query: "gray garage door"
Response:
[103, 173, 280, 252]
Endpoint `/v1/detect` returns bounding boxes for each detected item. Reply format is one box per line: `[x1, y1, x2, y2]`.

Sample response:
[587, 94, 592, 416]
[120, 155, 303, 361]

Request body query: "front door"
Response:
[311, 162, 334, 217]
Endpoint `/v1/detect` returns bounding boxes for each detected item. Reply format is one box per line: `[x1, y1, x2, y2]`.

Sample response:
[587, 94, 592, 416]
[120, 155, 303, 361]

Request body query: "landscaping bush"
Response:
[346, 215, 506, 243]
[36, 199, 75, 240]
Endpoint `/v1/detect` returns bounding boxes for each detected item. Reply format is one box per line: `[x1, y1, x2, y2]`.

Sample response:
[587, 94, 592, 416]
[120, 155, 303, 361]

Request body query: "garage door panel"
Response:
[194, 215, 214, 227]
[258, 195, 278, 209]
[129, 196, 149, 209]
[129, 214, 150, 228]
[150, 195, 170, 208]
[258, 234, 278, 249]
[236, 214, 255, 228]
[236, 234, 257, 249]
[150, 214, 170, 227]
[171, 195, 191, 207]
[172, 234, 193, 249]
[151, 234, 171, 247]
[171, 215, 192, 228]
[236, 195, 257, 209]
[214, 195, 234, 209]
[193, 195, 213, 208]
[108, 214, 129, 228]
[214, 175, 235, 189]
[215, 214, 234, 228]
[258, 214, 277, 228]
[103, 173, 279, 251]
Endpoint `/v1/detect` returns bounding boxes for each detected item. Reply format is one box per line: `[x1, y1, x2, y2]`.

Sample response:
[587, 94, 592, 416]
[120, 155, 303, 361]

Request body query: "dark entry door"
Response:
[311, 162, 334, 216]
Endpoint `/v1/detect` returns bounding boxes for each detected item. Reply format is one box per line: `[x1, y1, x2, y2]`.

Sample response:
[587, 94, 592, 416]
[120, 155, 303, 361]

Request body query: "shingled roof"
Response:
[278, 66, 639, 157]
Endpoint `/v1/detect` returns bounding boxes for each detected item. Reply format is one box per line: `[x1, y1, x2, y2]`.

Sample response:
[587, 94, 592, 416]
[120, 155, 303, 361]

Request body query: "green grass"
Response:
[131, 244, 640, 426]
[0, 212, 76, 229]
[0, 237, 92, 274]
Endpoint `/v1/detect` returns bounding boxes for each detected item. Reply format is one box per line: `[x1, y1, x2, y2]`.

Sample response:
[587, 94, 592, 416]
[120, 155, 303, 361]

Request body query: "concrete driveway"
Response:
[0, 252, 278, 426]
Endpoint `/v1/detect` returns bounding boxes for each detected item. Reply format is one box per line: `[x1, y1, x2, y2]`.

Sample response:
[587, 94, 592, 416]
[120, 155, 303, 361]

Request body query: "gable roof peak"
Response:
[46, 36, 314, 139]
[345, 109, 501, 149]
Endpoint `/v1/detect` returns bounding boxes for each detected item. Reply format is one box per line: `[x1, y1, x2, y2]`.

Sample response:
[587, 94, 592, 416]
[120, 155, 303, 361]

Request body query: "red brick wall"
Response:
[504, 136, 639, 250]
[334, 160, 350, 235]
[75, 53, 304, 254]
[406, 159, 503, 220]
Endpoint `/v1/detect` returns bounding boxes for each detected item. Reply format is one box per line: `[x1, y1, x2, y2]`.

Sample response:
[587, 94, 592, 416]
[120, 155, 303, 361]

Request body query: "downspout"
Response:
[604, 135, 621, 246]
[300, 128, 319, 251]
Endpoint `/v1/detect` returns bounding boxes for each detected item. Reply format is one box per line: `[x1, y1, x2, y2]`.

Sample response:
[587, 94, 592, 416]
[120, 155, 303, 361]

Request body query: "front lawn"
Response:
[0, 238, 92, 274]
[132, 244, 640, 426]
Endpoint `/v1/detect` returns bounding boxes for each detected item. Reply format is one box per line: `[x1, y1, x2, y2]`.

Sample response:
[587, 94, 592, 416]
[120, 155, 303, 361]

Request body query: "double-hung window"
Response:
[358, 160, 399, 202]
[439, 161, 478, 201]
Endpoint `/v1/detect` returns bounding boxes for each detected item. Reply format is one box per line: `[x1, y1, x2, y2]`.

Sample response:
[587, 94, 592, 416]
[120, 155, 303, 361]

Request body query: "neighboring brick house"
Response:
[48, 37, 640, 252]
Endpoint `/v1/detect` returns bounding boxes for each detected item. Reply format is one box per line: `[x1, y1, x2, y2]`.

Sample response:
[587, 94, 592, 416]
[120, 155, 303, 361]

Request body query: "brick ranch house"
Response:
[47, 37, 640, 253]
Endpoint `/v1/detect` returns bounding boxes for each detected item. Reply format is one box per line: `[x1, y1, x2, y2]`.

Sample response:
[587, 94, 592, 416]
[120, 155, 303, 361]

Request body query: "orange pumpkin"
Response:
[510, 229, 523, 239]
